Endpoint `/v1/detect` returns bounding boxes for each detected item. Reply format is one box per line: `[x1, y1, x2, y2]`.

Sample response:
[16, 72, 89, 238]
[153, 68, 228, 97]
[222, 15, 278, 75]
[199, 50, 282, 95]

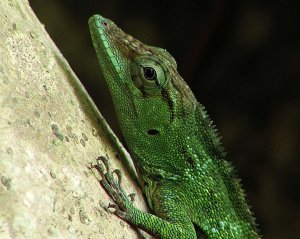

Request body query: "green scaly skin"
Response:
[89, 14, 260, 239]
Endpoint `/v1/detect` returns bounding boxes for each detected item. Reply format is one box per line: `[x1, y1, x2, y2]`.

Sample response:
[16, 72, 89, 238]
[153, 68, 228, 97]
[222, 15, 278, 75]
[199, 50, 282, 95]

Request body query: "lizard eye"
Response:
[130, 56, 167, 93]
[143, 67, 156, 80]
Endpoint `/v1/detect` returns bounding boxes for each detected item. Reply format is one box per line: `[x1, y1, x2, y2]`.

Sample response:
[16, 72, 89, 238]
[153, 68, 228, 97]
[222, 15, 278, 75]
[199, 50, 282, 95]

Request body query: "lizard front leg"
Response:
[94, 156, 197, 239]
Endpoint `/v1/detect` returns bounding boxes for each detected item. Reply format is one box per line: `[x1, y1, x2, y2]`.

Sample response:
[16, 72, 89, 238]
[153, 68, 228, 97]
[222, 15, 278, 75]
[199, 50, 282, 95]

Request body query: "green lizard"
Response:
[89, 14, 260, 239]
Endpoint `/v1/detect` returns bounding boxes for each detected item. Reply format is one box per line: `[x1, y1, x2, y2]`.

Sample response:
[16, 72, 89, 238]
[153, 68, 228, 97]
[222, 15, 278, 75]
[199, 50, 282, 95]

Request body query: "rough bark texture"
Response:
[0, 0, 149, 238]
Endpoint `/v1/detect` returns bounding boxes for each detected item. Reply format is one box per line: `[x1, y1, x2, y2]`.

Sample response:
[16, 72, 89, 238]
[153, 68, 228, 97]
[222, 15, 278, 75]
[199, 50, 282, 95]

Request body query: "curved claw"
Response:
[98, 156, 111, 172]
[93, 162, 106, 179]
[112, 169, 122, 187]
[128, 193, 136, 202]
[108, 203, 127, 218]
[108, 203, 119, 210]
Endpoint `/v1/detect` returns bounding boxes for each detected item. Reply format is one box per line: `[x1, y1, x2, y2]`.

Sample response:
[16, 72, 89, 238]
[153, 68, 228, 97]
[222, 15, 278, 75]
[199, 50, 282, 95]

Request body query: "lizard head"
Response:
[89, 15, 197, 161]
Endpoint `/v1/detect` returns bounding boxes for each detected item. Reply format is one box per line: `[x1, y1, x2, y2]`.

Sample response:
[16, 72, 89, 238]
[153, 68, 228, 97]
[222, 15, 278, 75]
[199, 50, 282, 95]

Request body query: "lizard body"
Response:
[89, 14, 260, 239]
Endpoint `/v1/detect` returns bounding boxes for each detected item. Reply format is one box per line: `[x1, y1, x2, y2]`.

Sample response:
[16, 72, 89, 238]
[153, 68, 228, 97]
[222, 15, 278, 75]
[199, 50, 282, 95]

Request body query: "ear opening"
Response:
[147, 129, 160, 135]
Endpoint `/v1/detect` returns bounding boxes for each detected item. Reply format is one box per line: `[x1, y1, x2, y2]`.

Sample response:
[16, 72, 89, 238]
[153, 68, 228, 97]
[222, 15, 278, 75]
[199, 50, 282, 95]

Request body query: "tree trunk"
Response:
[0, 0, 149, 238]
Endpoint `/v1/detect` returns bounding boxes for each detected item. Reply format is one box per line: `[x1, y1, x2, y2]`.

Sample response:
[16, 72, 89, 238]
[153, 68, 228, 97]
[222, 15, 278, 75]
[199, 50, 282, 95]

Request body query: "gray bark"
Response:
[0, 0, 149, 238]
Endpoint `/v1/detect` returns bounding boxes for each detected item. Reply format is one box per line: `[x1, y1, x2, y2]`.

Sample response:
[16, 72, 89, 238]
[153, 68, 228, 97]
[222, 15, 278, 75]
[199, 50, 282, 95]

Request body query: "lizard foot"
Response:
[94, 156, 134, 217]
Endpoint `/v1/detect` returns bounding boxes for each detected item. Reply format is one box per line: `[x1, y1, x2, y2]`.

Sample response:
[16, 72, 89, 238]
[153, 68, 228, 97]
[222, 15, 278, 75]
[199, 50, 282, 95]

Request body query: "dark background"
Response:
[29, 1, 300, 238]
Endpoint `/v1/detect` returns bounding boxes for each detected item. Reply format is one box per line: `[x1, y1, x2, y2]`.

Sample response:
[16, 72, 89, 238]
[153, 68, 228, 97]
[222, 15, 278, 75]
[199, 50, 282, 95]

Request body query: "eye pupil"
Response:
[143, 67, 156, 80]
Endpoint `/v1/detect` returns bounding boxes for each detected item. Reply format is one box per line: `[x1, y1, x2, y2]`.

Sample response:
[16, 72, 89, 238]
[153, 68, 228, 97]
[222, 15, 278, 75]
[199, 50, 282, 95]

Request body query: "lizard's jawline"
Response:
[89, 15, 122, 76]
